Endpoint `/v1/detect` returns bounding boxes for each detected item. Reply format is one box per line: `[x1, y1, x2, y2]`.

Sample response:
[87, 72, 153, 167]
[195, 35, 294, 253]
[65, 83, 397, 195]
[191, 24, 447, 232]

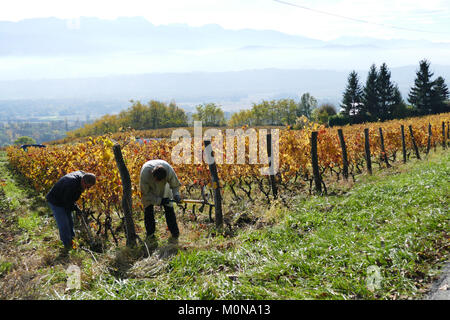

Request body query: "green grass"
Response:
[1, 150, 449, 300]
[0, 151, 74, 298]
[17, 212, 41, 233]
[0, 261, 14, 277]
[67, 150, 449, 300]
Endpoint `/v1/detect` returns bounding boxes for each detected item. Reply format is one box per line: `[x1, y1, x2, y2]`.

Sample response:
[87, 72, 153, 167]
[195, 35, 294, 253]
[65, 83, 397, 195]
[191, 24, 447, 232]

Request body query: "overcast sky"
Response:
[1, 0, 450, 42]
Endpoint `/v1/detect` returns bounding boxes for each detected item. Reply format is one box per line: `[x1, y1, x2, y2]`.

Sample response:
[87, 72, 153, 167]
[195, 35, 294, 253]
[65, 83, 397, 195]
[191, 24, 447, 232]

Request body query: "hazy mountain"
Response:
[2, 17, 448, 57]
[0, 17, 323, 56]
[328, 36, 450, 48]
[1, 17, 450, 118]
[1, 17, 449, 80]
[1, 65, 450, 116]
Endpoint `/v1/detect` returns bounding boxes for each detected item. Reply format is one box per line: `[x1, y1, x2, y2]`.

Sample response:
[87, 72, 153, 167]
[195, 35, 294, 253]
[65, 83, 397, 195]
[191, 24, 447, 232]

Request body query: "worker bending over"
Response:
[139, 159, 182, 243]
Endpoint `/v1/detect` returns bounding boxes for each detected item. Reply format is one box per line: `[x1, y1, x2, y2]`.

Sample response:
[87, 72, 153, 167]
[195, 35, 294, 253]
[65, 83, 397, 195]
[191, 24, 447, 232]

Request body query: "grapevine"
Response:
[6, 113, 449, 247]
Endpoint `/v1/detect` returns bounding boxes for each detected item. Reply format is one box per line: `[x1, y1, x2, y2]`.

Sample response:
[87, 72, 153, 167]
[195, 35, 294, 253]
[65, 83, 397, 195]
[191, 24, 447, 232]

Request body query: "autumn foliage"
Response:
[6, 113, 449, 231]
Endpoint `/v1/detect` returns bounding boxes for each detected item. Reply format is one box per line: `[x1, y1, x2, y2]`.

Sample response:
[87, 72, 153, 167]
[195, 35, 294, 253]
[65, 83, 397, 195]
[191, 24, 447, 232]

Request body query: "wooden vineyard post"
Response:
[401, 125, 407, 163]
[310, 131, 322, 193]
[204, 140, 223, 230]
[443, 121, 447, 150]
[112, 143, 137, 247]
[337, 129, 349, 180]
[379, 127, 390, 168]
[447, 121, 450, 141]
[426, 123, 432, 155]
[408, 125, 421, 160]
[364, 128, 372, 175]
[266, 133, 278, 199]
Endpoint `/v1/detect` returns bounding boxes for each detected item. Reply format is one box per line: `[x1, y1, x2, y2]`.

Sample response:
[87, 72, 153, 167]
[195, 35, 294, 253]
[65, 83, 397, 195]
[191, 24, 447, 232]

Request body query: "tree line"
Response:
[333, 59, 449, 126]
[228, 93, 324, 127]
[60, 59, 449, 140]
[67, 100, 188, 139]
[65, 93, 332, 140]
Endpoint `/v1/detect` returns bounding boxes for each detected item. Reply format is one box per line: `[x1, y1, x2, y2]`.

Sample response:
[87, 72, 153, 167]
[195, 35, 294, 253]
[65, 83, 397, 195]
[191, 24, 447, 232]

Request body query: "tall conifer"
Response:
[377, 63, 395, 120]
[341, 71, 363, 116]
[362, 64, 379, 119]
[408, 59, 435, 115]
[431, 76, 450, 114]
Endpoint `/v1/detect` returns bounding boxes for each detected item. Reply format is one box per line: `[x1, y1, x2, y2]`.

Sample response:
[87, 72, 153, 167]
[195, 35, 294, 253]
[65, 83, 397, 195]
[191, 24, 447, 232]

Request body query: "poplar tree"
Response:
[298, 93, 318, 120]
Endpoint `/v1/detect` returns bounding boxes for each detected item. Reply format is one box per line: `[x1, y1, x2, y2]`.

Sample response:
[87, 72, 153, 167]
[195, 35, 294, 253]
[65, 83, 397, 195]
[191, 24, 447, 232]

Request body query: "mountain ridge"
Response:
[1, 65, 450, 113]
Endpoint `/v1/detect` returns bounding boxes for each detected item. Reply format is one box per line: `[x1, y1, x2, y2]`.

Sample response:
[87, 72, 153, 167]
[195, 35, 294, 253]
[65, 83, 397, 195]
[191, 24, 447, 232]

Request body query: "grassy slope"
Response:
[0, 151, 65, 299]
[75, 150, 449, 300]
[0, 150, 449, 300]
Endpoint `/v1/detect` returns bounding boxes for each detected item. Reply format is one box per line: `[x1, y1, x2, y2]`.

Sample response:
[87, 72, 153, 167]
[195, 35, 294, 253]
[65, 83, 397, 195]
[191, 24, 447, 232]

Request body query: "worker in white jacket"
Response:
[139, 159, 182, 242]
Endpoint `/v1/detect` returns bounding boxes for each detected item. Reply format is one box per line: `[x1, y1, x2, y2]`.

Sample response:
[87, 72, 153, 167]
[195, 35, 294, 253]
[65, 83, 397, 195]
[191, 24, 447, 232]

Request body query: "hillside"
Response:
[0, 147, 448, 300]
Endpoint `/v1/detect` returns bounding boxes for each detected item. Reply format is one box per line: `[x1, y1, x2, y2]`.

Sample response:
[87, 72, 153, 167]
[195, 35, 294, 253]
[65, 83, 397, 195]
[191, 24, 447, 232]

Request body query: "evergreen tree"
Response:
[408, 59, 435, 115]
[392, 85, 404, 106]
[362, 64, 379, 119]
[391, 84, 411, 119]
[431, 76, 450, 114]
[341, 71, 363, 116]
[376, 63, 395, 120]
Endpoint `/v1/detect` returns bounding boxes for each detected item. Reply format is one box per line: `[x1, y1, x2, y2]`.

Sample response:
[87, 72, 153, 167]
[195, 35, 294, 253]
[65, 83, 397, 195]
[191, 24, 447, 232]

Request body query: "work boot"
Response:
[58, 245, 71, 258]
[145, 234, 158, 250]
[168, 235, 179, 245]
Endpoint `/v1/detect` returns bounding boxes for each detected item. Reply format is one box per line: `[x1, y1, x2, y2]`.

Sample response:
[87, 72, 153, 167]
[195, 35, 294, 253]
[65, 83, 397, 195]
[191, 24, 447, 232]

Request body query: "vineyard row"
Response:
[5, 113, 450, 243]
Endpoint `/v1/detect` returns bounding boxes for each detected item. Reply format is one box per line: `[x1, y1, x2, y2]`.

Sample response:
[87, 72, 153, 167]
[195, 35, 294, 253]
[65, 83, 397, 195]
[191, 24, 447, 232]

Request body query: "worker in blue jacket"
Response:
[46, 171, 96, 252]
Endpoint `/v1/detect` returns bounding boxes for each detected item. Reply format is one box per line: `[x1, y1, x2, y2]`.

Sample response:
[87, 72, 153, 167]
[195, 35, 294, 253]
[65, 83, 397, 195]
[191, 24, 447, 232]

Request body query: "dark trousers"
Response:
[48, 202, 75, 248]
[144, 205, 179, 238]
